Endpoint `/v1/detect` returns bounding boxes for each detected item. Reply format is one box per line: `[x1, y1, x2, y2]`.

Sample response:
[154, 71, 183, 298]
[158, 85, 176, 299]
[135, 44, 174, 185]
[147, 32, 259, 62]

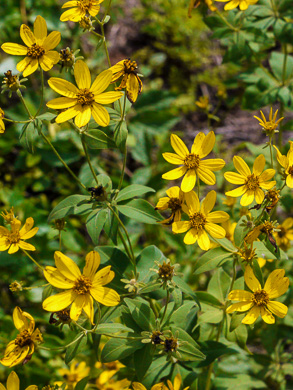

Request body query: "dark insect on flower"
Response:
[49, 309, 71, 326]
[88, 185, 107, 200]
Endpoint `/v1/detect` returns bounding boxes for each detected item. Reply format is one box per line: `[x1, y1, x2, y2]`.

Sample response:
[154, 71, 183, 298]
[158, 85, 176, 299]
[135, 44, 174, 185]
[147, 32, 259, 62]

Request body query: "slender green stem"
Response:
[160, 289, 170, 325]
[269, 136, 274, 169]
[21, 249, 44, 271]
[102, 0, 112, 23]
[91, 30, 104, 40]
[35, 68, 44, 117]
[100, 23, 111, 67]
[215, 9, 239, 32]
[81, 134, 99, 185]
[40, 131, 87, 190]
[278, 103, 284, 149]
[17, 90, 33, 119]
[3, 118, 31, 124]
[39, 333, 84, 351]
[118, 229, 133, 262]
[23, 283, 49, 290]
[59, 231, 62, 251]
[116, 94, 128, 195]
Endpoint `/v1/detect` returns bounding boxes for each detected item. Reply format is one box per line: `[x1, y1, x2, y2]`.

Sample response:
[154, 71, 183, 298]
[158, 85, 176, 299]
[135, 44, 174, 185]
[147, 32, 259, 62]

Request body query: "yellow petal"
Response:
[47, 97, 77, 109]
[183, 228, 198, 245]
[226, 301, 253, 313]
[166, 186, 180, 199]
[162, 166, 187, 180]
[126, 73, 141, 103]
[162, 152, 184, 165]
[70, 295, 85, 321]
[55, 105, 80, 123]
[201, 190, 216, 215]
[39, 51, 60, 71]
[91, 102, 110, 127]
[0, 118, 5, 133]
[92, 265, 114, 286]
[259, 168, 275, 183]
[224, 0, 239, 10]
[199, 131, 215, 158]
[83, 251, 101, 279]
[170, 134, 189, 158]
[13, 307, 29, 332]
[240, 190, 255, 206]
[206, 211, 229, 223]
[1, 43, 27, 55]
[43, 31, 61, 51]
[109, 60, 125, 76]
[172, 221, 191, 234]
[7, 371, 20, 390]
[224, 172, 246, 184]
[197, 166, 216, 185]
[259, 180, 276, 190]
[181, 169, 196, 192]
[91, 69, 113, 95]
[19, 217, 34, 237]
[132, 384, 147, 390]
[252, 154, 265, 175]
[255, 188, 264, 204]
[90, 286, 120, 306]
[242, 305, 260, 324]
[8, 244, 20, 254]
[0, 381, 6, 390]
[48, 77, 79, 98]
[62, 1, 79, 8]
[233, 155, 251, 177]
[33, 16, 47, 44]
[191, 132, 205, 154]
[225, 185, 246, 198]
[83, 294, 94, 324]
[88, 4, 101, 17]
[0, 241, 10, 251]
[244, 265, 261, 292]
[94, 91, 123, 104]
[273, 145, 287, 168]
[44, 266, 75, 289]
[264, 269, 289, 298]
[260, 306, 275, 324]
[20, 24, 35, 47]
[43, 290, 76, 311]
[184, 190, 199, 213]
[199, 158, 226, 171]
[17, 57, 38, 77]
[18, 241, 36, 251]
[54, 251, 81, 280]
[205, 223, 226, 239]
[60, 8, 84, 22]
[228, 290, 253, 301]
[286, 174, 293, 188]
[74, 105, 92, 128]
[74, 60, 91, 89]
[267, 301, 288, 318]
[155, 197, 169, 210]
[198, 229, 210, 250]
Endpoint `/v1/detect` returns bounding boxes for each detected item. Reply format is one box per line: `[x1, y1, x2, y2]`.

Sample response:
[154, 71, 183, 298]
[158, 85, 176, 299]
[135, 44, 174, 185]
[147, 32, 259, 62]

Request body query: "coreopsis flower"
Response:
[155, 186, 185, 224]
[195, 96, 210, 110]
[132, 383, 164, 390]
[254, 108, 284, 136]
[215, 0, 258, 11]
[162, 132, 225, 192]
[109, 59, 143, 103]
[188, 0, 216, 17]
[0, 371, 37, 390]
[226, 266, 289, 324]
[57, 361, 90, 390]
[0, 108, 5, 134]
[1, 16, 61, 77]
[42, 250, 120, 324]
[274, 218, 293, 251]
[60, 0, 104, 22]
[47, 60, 123, 128]
[95, 361, 125, 389]
[274, 141, 293, 188]
[0, 217, 38, 254]
[224, 154, 276, 206]
[0, 307, 43, 367]
[164, 374, 190, 390]
[172, 190, 229, 250]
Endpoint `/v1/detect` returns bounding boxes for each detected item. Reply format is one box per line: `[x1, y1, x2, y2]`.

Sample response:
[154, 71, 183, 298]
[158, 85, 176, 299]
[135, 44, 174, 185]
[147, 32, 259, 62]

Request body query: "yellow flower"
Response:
[195, 96, 210, 110]
[257, 257, 273, 268]
[97, 379, 130, 390]
[132, 383, 164, 390]
[95, 361, 124, 389]
[109, 59, 143, 103]
[274, 141, 293, 188]
[224, 155, 276, 206]
[254, 107, 284, 136]
[155, 186, 185, 225]
[132, 375, 189, 390]
[274, 218, 293, 251]
[215, 0, 258, 10]
[0, 371, 37, 390]
[222, 220, 236, 243]
[172, 190, 229, 250]
[188, 0, 216, 17]
[162, 132, 225, 192]
[1, 16, 60, 77]
[226, 266, 289, 324]
[47, 60, 123, 128]
[0, 307, 43, 367]
[57, 361, 90, 390]
[60, 0, 104, 22]
[0, 217, 38, 254]
[0, 108, 5, 134]
[42, 250, 120, 324]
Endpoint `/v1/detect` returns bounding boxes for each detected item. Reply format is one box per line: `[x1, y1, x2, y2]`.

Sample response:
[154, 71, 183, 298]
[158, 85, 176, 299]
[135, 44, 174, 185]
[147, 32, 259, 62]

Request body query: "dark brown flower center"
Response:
[245, 174, 259, 191]
[123, 59, 138, 73]
[184, 153, 200, 169]
[73, 275, 92, 294]
[76, 88, 95, 106]
[163, 336, 178, 352]
[252, 290, 269, 306]
[168, 197, 182, 212]
[15, 330, 32, 347]
[27, 43, 45, 58]
[190, 212, 206, 229]
[151, 330, 163, 345]
[158, 262, 175, 281]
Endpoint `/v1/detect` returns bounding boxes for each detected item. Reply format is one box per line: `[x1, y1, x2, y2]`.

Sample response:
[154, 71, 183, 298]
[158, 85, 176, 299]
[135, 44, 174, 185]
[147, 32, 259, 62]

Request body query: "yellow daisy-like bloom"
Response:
[132, 383, 164, 390]
[42, 250, 120, 324]
[0, 371, 37, 390]
[56, 361, 90, 390]
[155, 186, 185, 225]
[132, 374, 189, 390]
[274, 141, 293, 188]
[227, 266, 289, 324]
[274, 218, 293, 251]
[172, 190, 229, 250]
[95, 361, 124, 389]
[109, 59, 143, 103]
[0, 307, 43, 367]
[215, 0, 258, 10]
[97, 379, 130, 390]
[47, 60, 123, 128]
[162, 132, 225, 192]
[0, 108, 5, 134]
[195, 96, 210, 110]
[254, 107, 284, 136]
[1, 16, 60, 77]
[60, 0, 104, 22]
[0, 217, 38, 254]
[224, 154, 276, 206]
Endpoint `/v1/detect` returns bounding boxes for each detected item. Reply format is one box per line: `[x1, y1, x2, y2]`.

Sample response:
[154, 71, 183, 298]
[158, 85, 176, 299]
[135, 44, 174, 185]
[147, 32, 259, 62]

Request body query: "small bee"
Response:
[88, 185, 104, 198]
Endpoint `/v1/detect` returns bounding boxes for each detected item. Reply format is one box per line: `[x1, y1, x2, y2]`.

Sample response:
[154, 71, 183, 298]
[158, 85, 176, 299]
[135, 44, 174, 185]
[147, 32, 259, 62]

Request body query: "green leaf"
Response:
[86, 208, 108, 245]
[170, 326, 205, 361]
[194, 247, 233, 275]
[103, 206, 119, 245]
[211, 237, 237, 253]
[195, 292, 223, 308]
[213, 374, 266, 389]
[48, 195, 92, 222]
[207, 268, 231, 303]
[42, 284, 53, 302]
[65, 334, 87, 365]
[124, 298, 156, 331]
[136, 245, 167, 283]
[197, 308, 223, 325]
[101, 335, 143, 362]
[84, 129, 117, 149]
[116, 184, 155, 202]
[253, 241, 276, 260]
[252, 258, 264, 287]
[134, 343, 154, 381]
[20, 121, 37, 154]
[37, 112, 56, 121]
[234, 216, 249, 247]
[114, 120, 128, 151]
[75, 377, 89, 390]
[269, 52, 293, 82]
[117, 199, 163, 224]
[197, 341, 238, 367]
[94, 323, 134, 334]
[169, 302, 198, 328]
[173, 276, 201, 308]
[229, 312, 246, 332]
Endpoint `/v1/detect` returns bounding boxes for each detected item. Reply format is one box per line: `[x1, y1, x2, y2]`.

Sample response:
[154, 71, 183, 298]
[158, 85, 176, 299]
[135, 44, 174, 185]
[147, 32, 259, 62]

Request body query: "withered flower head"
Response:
[151, 259, 179, 289]
[2, 70, 26, 97]
[79, 16, 94, 31]
[49, 309, 71, 327]
[1, 207, 17, 225]
[237, 242, 257, 265]
[59, 48, 84, 72]
[9, 280, 24, 292]
[53, 218, 67, 232]
[141, 329, 164, 345]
